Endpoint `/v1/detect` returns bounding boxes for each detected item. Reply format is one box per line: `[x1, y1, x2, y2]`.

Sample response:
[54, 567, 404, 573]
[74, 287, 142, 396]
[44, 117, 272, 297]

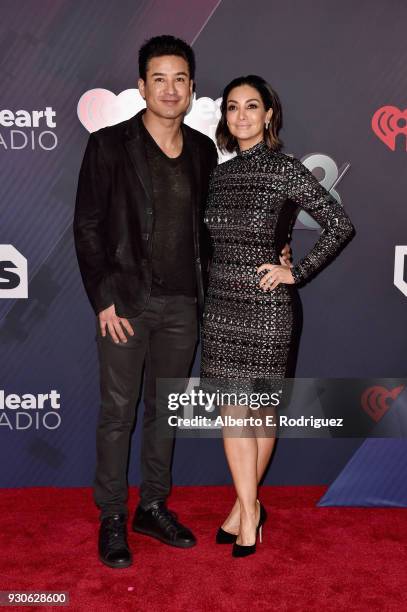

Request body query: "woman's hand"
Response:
[280, 243, 293, 267]
[256, 263, 295, 291]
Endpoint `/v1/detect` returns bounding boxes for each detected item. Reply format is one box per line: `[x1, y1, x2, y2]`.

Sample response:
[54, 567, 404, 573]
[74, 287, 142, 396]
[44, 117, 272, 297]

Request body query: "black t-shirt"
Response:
[141, 121, 197, 297]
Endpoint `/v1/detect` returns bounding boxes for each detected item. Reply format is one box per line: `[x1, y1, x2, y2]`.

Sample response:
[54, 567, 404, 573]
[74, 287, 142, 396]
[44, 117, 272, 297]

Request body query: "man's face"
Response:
[138, 54, 193, 120]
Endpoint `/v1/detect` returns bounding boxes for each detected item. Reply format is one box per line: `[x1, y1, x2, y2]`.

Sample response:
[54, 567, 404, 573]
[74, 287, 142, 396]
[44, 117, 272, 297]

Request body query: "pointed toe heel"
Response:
[216, 527, 238, 544]
[231, 501, 267, 558]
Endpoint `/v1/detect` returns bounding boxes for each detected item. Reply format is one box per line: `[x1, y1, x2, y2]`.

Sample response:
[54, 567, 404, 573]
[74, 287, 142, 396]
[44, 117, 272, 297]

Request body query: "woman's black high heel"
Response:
[232, 502, 267, 558]
[215, 527, 238, 544]
[216, 498, 263, 544]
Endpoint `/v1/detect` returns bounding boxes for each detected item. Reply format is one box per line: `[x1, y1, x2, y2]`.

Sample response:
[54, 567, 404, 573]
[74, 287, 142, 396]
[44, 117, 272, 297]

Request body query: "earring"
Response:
[265, 121, 270, 130]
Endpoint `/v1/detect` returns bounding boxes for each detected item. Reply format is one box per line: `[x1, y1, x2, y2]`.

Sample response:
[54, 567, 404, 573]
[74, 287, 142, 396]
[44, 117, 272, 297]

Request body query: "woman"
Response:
[200, 75, 355, 557]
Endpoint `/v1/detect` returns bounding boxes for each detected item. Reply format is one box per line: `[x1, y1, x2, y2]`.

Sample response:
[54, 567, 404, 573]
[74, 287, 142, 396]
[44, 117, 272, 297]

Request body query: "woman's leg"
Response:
[221, 436, 276, 533]
[255, 405, 278, 483]
[223, 437, 259, 545]
[221, 405, 260, 545]
[222, 408, 276, 535]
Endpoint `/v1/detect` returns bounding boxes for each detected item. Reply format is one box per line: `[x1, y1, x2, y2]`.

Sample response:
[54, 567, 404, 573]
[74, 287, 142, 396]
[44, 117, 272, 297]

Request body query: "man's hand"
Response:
[280, 243, 293, 267]
[98, 304, 134, 344]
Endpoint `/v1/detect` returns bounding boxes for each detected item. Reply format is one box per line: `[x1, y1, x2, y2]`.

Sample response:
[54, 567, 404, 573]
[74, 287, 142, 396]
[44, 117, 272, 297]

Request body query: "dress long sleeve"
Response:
[286, 156, 355, 284]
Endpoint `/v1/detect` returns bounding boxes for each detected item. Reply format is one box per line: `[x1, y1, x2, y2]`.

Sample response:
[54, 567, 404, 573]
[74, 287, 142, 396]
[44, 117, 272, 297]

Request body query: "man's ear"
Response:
[138, 78, 146, 100]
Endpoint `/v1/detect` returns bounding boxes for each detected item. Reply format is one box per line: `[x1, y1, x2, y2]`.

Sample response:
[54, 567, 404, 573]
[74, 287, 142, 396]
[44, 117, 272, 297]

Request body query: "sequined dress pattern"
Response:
[200, 140, 354, 390]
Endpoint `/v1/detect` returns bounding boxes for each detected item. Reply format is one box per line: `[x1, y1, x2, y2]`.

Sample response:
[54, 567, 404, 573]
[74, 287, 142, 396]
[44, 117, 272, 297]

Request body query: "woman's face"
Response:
[225, 84, 273, 149]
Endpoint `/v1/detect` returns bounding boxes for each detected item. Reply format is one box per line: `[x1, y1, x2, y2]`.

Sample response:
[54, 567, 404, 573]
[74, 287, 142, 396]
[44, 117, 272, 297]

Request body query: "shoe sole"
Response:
[98, 554, 133, 569]
[132, 525, 196, 548]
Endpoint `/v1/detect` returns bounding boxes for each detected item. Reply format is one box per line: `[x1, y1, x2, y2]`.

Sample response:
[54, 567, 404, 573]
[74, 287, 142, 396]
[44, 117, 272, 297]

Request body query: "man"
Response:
[74, 34, 291, 569]
[74, 35, 217, 568]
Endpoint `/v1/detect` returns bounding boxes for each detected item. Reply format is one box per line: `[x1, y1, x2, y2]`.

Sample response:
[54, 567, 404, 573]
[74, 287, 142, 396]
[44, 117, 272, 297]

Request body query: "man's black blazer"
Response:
[73, 109, 218, 319]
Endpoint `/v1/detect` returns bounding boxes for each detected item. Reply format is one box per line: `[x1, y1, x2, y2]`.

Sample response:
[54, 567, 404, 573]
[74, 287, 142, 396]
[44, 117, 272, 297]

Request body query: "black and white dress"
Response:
[200, 140, 354, 393]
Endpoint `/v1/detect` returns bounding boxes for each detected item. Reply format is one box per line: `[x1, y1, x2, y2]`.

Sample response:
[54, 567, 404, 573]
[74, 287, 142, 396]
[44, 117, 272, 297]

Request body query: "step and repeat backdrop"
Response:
[1, 0, 406, 495]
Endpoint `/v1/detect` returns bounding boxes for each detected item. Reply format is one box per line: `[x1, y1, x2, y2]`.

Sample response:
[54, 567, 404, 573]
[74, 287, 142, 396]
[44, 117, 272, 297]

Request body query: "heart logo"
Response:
[371, 106, 407, 151]
[77, 88, 225, 135]
[77, 88, 145, 133]
[361, 385, 405, 422]
[76, 89, 233, 160]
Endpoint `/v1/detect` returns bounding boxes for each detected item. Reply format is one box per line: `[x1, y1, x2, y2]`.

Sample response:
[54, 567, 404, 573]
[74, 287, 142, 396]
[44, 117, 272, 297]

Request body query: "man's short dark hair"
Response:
[138, 34, 195, 82]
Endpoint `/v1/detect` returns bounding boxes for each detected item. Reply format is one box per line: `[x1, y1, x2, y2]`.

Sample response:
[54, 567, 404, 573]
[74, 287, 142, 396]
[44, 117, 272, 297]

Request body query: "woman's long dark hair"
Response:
[216, 75, 283, 153]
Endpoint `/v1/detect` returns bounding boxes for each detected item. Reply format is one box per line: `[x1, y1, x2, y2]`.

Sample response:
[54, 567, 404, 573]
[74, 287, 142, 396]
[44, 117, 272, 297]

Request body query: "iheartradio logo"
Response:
[77, 88, 232, 162]
[77, 88, 145, 133]
[77, 88, 223, 137]
[361, 385, 405, 422]
[371, 105, 407, 151]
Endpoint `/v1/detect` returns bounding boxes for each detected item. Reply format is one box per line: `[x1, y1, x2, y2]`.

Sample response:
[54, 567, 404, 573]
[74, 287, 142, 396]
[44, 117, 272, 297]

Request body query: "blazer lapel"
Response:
[124, 110, 154, 203]
[124, 111, 202, 209]
[182, 123, 201, 207]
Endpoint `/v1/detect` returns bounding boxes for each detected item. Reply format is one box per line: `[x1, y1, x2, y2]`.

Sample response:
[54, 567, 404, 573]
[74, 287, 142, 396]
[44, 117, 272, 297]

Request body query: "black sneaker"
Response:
[98, 513, 132, 568]
[132, 502, 196, 548]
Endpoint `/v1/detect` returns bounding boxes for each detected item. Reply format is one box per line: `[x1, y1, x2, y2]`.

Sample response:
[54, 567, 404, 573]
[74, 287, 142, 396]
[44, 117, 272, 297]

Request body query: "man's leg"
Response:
[133, 295, 199, 547]
[94, 313, 149, 520]
[139, 295, 198, 507]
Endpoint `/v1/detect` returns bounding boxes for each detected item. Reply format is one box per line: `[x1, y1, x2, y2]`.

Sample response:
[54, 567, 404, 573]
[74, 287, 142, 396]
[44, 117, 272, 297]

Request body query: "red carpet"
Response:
[1, 486, 407, 611]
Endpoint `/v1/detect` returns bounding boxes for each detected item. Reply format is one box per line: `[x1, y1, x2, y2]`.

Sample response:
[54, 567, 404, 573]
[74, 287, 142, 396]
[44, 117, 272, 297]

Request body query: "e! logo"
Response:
[394, 246, 407, 297]
[0, 245, 28, 298]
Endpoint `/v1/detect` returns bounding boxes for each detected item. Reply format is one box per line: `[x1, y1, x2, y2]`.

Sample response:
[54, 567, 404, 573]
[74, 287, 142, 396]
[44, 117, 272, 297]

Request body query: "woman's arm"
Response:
[287, 156, 355, 284]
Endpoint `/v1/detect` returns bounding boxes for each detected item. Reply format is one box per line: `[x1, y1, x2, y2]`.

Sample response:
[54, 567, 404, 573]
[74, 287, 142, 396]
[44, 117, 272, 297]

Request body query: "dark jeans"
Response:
[93, 294, 198, 520]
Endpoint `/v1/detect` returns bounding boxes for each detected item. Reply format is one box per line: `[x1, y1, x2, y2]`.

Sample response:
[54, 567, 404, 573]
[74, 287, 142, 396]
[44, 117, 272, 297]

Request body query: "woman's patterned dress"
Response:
[200, 140, 354, 393]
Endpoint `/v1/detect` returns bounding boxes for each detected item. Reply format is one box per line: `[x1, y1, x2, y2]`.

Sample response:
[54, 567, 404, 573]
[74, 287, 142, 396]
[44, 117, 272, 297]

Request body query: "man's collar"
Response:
[124, 108, 193, 145]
